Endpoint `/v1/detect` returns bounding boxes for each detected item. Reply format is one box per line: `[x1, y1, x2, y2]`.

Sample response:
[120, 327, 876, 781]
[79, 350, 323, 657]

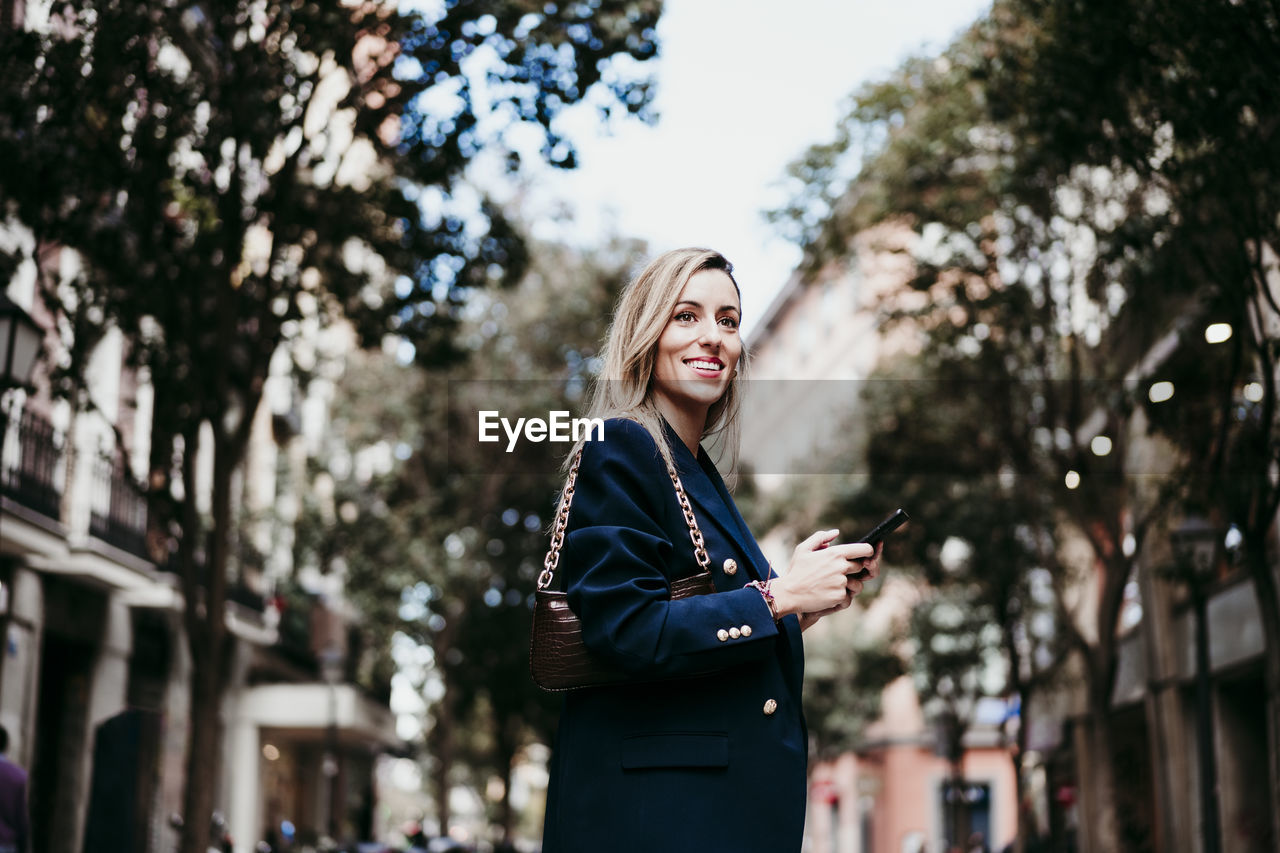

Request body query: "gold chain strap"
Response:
[538, 450, 582, 590]
[666, 461, 711, 571]
[537, 448, 711, 590]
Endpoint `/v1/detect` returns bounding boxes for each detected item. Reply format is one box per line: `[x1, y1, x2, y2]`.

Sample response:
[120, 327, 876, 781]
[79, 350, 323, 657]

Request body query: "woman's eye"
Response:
[719, 316, 739, 329]
[675, 311, 696, 322]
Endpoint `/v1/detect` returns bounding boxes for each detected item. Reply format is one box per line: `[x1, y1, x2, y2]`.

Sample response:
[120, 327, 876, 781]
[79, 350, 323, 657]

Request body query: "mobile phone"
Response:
[847, 508, 909, 579]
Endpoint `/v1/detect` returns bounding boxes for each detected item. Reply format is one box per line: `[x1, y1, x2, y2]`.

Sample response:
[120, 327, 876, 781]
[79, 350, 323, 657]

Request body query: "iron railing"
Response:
[89, 453, 149, 559]
[0, 406, 63, 522]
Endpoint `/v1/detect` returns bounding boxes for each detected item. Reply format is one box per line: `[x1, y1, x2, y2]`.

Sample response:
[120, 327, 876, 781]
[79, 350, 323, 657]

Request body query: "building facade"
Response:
[1, 2, 405, 849]
[743, 218, 1280, 853]
[741, 224, 1020, 853]
[1, 260, 398, 853]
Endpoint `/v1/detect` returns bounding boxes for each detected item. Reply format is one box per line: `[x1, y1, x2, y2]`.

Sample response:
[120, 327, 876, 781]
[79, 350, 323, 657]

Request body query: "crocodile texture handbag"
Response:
[530, 448, 714, 691]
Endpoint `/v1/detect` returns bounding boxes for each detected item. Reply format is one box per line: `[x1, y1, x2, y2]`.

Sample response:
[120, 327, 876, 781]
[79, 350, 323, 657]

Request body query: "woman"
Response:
[541, 248, 878, 852]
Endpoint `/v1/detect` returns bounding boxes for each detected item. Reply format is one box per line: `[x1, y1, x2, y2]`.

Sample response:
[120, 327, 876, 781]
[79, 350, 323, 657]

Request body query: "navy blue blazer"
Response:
[541, 418, 808, 853]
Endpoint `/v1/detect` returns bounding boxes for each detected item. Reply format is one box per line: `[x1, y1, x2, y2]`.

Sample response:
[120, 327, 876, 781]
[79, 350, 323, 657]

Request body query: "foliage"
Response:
[0, 3, 660, 852]
[802, 622, 904, 760]
[784, 17, 1130, 682]
[987, 0, 1280, 589]
[770, 0, 1280, 847]
[299, 236, 645, 840]
[288, 352, 433, 699]
[769, 7, 1212, 846]
[908, 587, 1000, 728]
[983, 2, 1280, 844]
[422, 237, 642, 840]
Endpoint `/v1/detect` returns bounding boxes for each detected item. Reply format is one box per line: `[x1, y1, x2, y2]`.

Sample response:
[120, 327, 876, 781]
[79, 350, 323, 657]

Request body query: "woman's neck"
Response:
[652, 396, 706, 456]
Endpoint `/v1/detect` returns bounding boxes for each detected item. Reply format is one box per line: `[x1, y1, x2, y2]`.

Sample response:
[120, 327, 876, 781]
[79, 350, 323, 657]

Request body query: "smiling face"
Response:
[650, 268, 743, 433]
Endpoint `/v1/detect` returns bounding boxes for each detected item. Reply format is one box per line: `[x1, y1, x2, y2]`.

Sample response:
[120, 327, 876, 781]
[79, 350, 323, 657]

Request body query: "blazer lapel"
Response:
[697, 450, 773, 580]
[666, 426, 807, 700]
[665, 428, 771, 583]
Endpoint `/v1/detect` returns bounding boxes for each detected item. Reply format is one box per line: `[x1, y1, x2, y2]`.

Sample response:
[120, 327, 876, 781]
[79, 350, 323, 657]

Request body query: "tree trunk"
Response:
[950, 756, 966, 851]
[1082, 681, 1121, 853]
[428, 607, 466, 839]
[495, 717, 518, 846]
[1011, 684, 1030, 853]
[498, 759, 515, 845]
[1074, 544, 1129, 853]
[178, 433, 233, 853]
[1002, 608, 1029, 853]
[941, 711, 967, 850]
[429, 692, 455, 838]
[180, 649, 224, 853]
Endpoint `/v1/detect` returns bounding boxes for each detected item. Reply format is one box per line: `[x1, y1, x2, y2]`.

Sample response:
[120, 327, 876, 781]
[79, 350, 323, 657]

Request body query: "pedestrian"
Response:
[0, 725, 28, 853]
[539, 248, 880, 852]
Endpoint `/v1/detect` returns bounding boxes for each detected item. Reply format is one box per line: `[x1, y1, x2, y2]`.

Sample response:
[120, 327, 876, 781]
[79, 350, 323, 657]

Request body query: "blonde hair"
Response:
[569, 247, 749, 474]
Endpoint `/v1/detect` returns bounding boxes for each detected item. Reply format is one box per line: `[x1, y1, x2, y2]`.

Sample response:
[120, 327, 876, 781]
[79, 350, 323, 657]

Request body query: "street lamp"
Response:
[1170, 514, 1221, 853]
[927, 673, 978, 850]
[320, 646, 345, 842]
[1171, 515, 1218, 580]
[0, 292, 42, 393]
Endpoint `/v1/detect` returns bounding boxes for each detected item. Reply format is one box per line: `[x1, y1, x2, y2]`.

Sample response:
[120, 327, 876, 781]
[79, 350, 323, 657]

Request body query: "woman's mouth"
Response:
[684, 358, 725, 378]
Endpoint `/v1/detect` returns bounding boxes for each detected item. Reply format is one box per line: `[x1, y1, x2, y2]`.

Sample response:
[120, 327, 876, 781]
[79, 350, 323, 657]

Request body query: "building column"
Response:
[1, 564, 43, 766]
[227, 714, 262, 853]
[1136, 559, 1195, 852]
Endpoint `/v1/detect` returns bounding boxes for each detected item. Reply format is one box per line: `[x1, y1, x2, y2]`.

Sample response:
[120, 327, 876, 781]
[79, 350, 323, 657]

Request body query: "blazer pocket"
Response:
[620, 732, 729, 770]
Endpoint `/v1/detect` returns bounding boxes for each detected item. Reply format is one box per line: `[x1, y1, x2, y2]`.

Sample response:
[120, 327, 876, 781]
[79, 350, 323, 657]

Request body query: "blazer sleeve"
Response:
[561, 419, 781, 678]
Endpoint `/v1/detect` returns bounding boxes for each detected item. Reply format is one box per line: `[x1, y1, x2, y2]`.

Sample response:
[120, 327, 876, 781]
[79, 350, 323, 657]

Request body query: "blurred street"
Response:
[2, 1, 1279, 852]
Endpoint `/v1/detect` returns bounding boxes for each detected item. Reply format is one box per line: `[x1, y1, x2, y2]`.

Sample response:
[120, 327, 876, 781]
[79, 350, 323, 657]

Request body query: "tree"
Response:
[986, 0, 1280, 842]
[802, 625, 904, 762]
[303, 236, 643, 842]
[909, 587, 1003, 849]
[425, 237, 641, 844]
[773, 14, 1178, 848]
[831, 367, 1073, 851]
[0, 4, 660, 852]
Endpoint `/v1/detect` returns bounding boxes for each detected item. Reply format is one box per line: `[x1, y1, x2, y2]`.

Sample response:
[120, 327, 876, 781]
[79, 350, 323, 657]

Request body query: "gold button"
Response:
[740, 624, 752, 637]
[717, 629, 729, 642]
[729, 627, 741, 639]
[763, 699, 778, 716]
[723, 558, 738, 576]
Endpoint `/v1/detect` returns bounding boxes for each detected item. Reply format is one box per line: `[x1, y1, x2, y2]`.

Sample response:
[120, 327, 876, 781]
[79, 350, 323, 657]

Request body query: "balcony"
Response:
[0, 406, 63, 523]
[265, 587, 391, 702]
[88, 453, 149, 560]
[156, 550, 270, 617]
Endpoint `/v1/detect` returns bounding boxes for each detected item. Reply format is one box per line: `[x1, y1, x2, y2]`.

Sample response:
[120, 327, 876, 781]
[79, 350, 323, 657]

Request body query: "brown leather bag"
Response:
[529, 448, 715, 691]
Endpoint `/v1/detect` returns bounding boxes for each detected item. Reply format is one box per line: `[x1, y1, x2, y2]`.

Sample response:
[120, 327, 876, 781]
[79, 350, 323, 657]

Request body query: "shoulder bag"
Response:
[529, 448, 715, 691]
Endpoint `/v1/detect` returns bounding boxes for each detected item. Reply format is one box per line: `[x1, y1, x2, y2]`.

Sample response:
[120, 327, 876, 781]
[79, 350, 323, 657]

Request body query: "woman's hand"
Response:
[770, 530, 874, 620]
[796, 543, 882, 630]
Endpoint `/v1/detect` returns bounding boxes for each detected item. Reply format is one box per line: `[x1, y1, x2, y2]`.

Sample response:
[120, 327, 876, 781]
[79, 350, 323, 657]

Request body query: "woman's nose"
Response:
[697, 320, 722, 347]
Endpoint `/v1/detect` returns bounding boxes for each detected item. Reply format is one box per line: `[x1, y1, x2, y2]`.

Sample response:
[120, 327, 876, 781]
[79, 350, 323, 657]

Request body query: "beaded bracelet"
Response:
[747, 579, 779, 621]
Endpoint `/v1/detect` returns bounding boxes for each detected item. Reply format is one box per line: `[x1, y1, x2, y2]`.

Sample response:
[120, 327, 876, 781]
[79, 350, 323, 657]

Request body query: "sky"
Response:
[392, 0, 995, 737]
[525, 0, 993, 336]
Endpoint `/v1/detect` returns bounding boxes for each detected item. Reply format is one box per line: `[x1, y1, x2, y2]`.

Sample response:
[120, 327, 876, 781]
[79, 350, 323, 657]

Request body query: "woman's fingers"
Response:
[779, 532, 886, 615]
[796, 528, 840, 552]
[829, 541, 874, 561]
[848, 554, 879, 580]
